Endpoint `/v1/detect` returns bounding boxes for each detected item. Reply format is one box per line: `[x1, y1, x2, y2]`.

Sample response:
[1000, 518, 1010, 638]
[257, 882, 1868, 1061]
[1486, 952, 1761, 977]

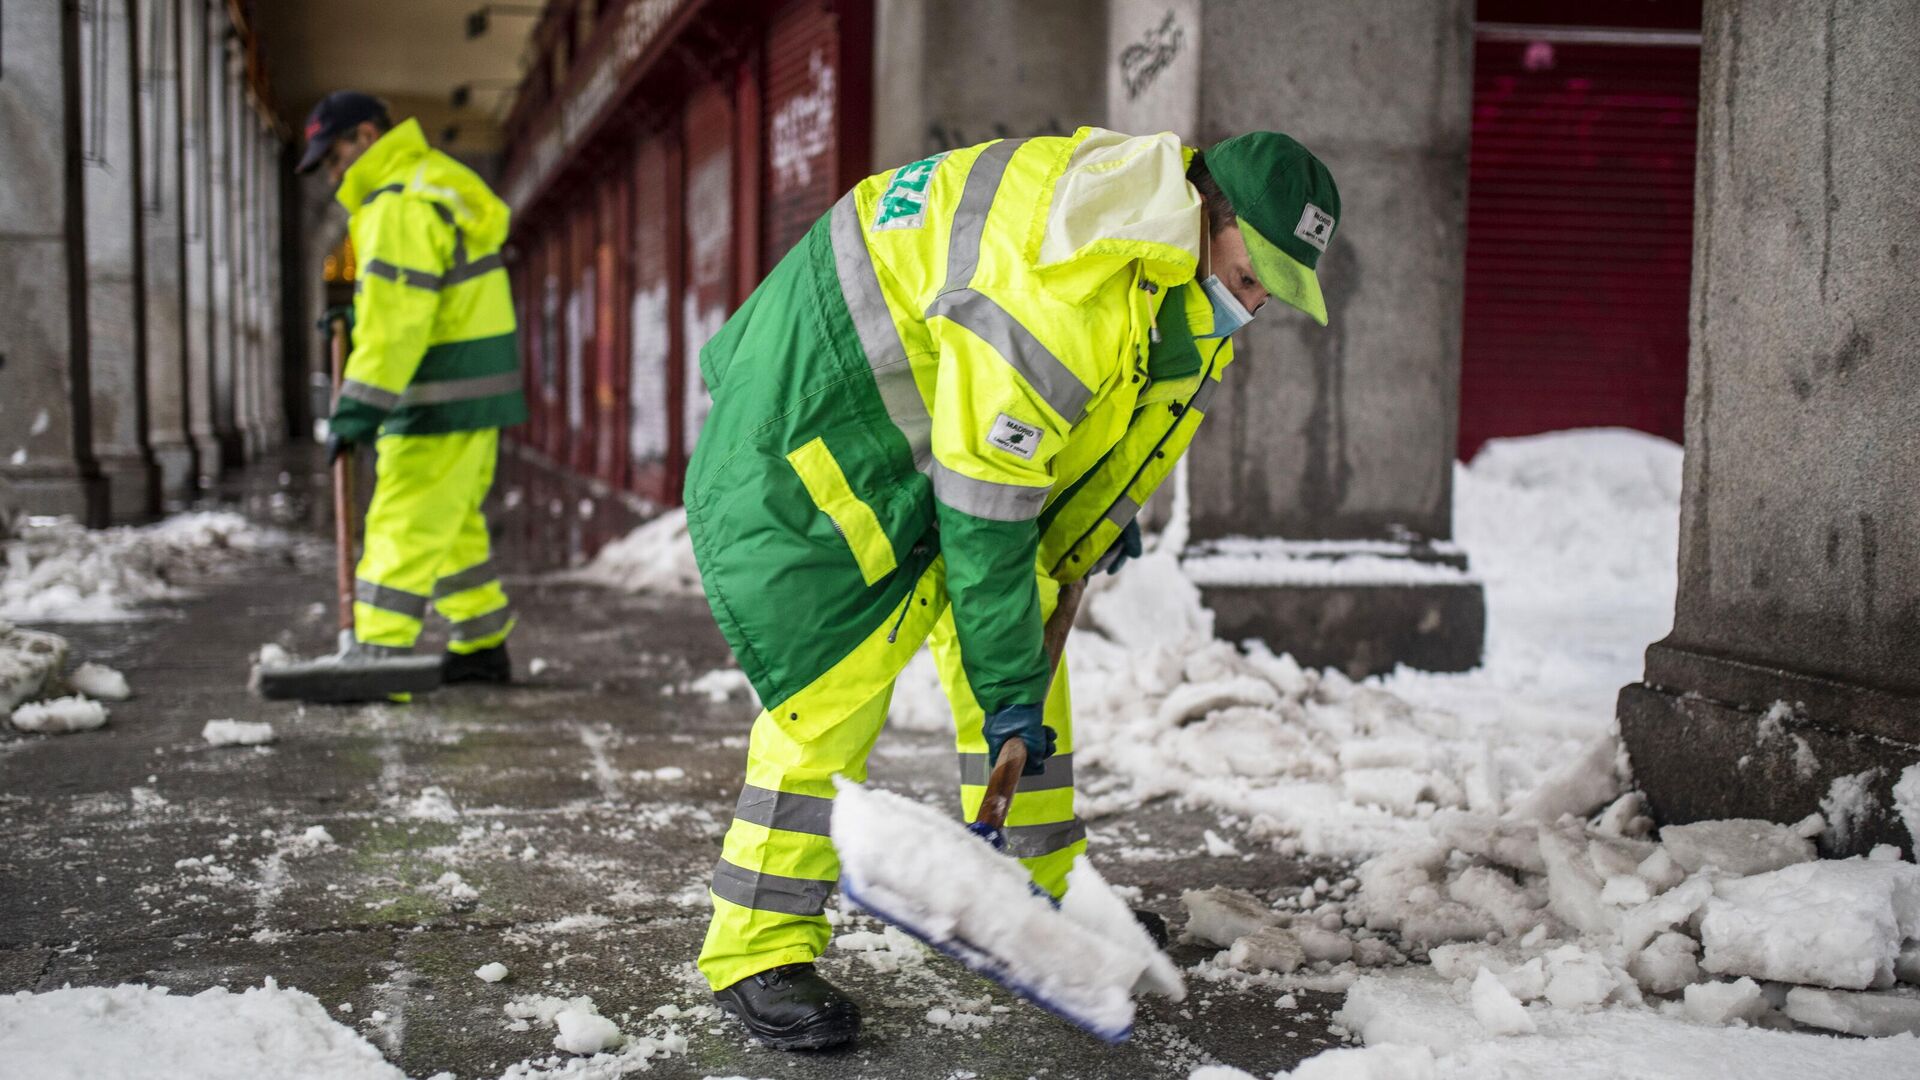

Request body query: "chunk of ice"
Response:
[1699, 858, 1920, 990]
[1471, 967, 1535, 1036]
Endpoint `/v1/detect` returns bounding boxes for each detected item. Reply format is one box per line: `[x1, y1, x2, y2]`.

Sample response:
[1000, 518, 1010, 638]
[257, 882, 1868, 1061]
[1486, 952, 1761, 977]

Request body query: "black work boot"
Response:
[1133, 908, 1170, 949]
[713, 963, 860, 1050]
[442, 643, 512, 685]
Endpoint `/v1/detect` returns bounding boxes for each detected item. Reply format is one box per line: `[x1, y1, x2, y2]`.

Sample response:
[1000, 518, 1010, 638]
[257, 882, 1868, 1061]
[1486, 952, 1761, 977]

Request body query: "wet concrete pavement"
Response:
[0, 452, 1346, 1079]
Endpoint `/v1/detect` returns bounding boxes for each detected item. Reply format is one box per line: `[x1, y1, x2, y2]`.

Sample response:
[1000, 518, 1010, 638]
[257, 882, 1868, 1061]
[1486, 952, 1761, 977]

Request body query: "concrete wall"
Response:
[0, 1, 107, 522]
[1185, 0, 1474, 543]
[1618, 0, 1920, 854]
[871, 0, 1107, 169]
[0, 0, 286, 522]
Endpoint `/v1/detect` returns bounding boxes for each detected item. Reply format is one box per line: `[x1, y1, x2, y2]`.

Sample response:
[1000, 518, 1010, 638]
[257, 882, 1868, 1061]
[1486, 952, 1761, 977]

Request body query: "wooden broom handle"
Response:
[977, 577, 1088, 830]
[329, 316, 357, 636]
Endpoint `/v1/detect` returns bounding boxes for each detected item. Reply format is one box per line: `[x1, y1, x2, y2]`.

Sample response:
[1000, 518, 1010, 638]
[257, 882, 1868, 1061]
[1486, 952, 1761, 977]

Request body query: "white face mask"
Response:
[1195, 274, 1255, 339]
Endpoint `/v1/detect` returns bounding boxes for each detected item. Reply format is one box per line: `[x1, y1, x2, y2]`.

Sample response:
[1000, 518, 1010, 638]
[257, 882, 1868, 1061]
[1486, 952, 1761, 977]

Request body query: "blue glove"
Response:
[325, 432, 350, 466]
[1101, 519, 1143, 576]
[982, 703, 1055, 777]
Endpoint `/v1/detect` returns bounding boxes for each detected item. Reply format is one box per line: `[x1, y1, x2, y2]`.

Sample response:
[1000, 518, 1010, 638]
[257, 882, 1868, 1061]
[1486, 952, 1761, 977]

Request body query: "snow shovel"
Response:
[834, 579, 1185, 1042]
[252, 313, 443, 703]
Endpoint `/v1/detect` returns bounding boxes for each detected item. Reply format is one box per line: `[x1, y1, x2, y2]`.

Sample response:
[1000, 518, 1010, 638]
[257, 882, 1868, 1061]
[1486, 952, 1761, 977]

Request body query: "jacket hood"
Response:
[1023, 128, 1202, 304]
[339, 119, 512, 250]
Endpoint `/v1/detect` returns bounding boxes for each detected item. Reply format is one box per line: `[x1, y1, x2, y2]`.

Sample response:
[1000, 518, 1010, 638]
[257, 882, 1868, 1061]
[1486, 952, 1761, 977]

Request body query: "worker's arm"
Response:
[329, 195, 449, 442]
[926, 287, 1091, 720]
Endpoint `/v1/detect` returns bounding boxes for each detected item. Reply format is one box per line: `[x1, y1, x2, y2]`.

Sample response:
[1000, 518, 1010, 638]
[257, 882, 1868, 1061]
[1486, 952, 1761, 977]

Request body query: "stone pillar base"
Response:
[1185, 540, 1486, 679]
[1618, 642, 1920, 857]
[150, 439, 198, 505]
[97, 453, 160, 523]
[5, 466, 109, 526]
[190, 433, 224, 486]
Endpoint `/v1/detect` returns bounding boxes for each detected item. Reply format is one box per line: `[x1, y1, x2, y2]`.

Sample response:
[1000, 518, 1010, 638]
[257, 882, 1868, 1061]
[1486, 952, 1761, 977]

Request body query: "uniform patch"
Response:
[987, 413, 1043, 460]
[871, 152, 948, 232]
[1294, 203, 1335, 252]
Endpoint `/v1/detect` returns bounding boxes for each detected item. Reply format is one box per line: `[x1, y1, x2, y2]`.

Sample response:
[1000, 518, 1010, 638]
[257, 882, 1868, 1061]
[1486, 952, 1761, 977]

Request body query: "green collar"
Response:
[336, 118, 429, 212]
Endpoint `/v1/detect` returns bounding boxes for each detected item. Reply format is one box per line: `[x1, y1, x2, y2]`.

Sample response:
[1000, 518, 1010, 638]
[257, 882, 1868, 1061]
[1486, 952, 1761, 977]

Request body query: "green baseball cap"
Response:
[1202, 132, 1341, 325]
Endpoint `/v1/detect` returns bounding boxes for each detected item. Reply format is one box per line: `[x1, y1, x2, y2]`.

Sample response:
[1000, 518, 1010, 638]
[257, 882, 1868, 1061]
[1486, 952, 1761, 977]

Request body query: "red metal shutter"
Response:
[567, 201, 598, 474]
[628, 134, 678, 504]
[594, 166, 626, 487]
[540, 230, 567, 464]
[681, 83, 735, 460]
[762, 0, 841, 268]
[1457, 37, 1700, 458]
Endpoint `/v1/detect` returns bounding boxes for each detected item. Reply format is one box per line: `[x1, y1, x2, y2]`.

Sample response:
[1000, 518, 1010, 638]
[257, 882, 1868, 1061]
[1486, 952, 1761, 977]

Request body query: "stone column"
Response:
[1617, 0, 1920, 855]
[871, 0, 1108, 168]
[258, 131, 287, 448]
[0, 0, 108, 522]
[1168, 0, 1485, 677]
[83, 0, 161, 521]
[139, 0, 197, 501]
[206, 20, 240, 469]
[181, 0, 219, 481]
[229, 83, 257, 461]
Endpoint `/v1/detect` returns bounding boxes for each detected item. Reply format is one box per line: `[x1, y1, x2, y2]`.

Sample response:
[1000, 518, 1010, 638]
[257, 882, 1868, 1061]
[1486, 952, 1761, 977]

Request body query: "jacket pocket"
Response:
[786, 437, 900, 586]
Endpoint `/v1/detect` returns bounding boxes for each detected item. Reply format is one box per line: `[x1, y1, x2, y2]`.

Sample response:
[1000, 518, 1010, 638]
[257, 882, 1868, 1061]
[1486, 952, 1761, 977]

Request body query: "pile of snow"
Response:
[831, 778, 1182, 1041]
[503, 994, 628, 1055]
[567, 508, 701, 595]
[202, 719, 276, 747]
[685, 667, 754, 704]
[2, 512, 285, 622]
[10, 695, 109, 733]
[68, 661, 131, 701]
[0, 623, 70, 714]
[474, 962, 509, 983]
[0, 979, 405, 1079]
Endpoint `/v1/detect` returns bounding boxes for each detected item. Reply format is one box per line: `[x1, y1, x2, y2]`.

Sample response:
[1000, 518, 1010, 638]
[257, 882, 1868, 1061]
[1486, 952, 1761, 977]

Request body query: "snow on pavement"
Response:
[1, 511, 289, 623]
[0, 980, 408, 1080]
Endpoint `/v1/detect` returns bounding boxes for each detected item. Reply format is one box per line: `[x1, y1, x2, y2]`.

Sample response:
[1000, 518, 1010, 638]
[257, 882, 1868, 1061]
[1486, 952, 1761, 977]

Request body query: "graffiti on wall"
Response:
[1119, 10, 1186, 101]
[770, 51, 837, 189]
[628, 282, 670, 462]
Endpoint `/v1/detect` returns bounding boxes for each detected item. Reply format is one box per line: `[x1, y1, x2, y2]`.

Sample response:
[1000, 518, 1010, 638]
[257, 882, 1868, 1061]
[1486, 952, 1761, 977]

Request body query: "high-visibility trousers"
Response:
[353, 429, 514, 655]
[697, 558, 1083, 991]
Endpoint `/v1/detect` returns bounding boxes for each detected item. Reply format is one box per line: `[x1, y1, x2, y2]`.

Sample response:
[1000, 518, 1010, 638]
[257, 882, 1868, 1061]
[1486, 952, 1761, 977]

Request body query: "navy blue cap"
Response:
[296, 91, 390, 174]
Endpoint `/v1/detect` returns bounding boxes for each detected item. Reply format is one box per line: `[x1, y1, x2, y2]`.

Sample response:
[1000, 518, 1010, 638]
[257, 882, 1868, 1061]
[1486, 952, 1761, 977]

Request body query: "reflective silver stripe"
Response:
[363, 259, 444, 292]
[925, 289, 1092, 422]
[1104, 494, 1141, 528]
[931, 460, 1047, 522]
[451, 606, 513, 642]
[444, 251, 504, 286]
[433, 560, 499, 598]
[354, 578, 429, 619]
[830, 195, 931, 471]
[1004, 818, 1087, 859]
[1190, 374, 1221, 414]
[733, 784, 835, 837]
[400, 370, 523, 407]
[710, 858, 834, 917]
[944, 138, 1026, 292]
[958, 751, 1075, 791]
[339, 379, 401, 411]
[360, 183, 405, 206]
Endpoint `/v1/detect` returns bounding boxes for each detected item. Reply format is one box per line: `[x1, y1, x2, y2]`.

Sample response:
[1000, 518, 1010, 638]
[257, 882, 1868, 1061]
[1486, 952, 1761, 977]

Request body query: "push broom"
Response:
[833, 578, 1185, 1042]
[252, 312, 443, 703]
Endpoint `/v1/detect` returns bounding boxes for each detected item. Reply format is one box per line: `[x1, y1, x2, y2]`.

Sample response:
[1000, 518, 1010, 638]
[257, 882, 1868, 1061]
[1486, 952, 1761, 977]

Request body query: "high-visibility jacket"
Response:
[686, 128, 1235, 717]
[331, 119, 527, 442]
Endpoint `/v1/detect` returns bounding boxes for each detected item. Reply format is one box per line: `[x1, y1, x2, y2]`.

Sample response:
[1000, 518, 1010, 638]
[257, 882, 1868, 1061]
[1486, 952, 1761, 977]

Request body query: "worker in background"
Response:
[686, 127, 1341, 1048]
[296, 91, 527, 690]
